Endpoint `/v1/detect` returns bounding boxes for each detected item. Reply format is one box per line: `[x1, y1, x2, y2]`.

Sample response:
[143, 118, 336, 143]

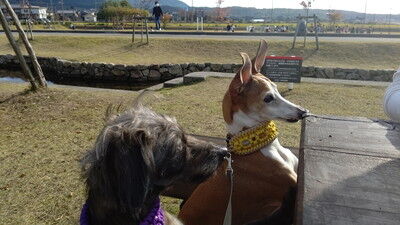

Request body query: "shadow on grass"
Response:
[73, 42, 148, 62]
[284, 47, 319, 61]
[0, 88, 35, 104]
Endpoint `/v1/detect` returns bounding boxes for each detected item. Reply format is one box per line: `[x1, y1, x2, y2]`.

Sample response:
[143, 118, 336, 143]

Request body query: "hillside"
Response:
[195, 7, 400, 23]
[9, 0, 400, 23]
[10, 0, 188, 10]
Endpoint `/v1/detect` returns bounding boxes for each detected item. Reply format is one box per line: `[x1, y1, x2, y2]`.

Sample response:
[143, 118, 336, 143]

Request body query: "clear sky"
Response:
[180, 0, 400, 14]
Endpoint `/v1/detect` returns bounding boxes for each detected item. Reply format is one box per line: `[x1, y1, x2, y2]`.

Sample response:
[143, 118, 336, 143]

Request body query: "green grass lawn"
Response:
[0, 78, 387, 224]
[0, 36, 399, 70]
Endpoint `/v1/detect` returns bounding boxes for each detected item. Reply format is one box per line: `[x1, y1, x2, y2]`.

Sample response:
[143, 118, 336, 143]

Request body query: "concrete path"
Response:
[8, 31, 400, 43]
[171, 72, 390, 88]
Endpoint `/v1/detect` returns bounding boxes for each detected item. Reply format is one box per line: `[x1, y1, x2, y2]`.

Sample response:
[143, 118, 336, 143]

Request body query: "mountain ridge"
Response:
[8, 0, 400, 23]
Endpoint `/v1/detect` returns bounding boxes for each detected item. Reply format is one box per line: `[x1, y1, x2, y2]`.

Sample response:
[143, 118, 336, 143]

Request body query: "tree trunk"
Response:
[1, 0, 47, 88]
[0, 4, 38, 90]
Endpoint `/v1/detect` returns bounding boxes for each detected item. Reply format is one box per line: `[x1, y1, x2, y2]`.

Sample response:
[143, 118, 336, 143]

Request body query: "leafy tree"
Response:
[327, 11, 342, 25]
[98, 0, 148, 29]
[162, 13, 173, 29]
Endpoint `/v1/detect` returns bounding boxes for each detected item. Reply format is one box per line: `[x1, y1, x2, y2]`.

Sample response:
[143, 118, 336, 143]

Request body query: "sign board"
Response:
[261, 56, 303, 83]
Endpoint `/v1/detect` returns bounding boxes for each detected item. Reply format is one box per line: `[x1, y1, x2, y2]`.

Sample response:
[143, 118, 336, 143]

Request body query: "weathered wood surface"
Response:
[297, 115, 400, 225]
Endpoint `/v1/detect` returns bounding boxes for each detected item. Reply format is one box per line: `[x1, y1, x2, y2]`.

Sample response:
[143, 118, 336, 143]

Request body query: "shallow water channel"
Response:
[0, 69, 155, 91]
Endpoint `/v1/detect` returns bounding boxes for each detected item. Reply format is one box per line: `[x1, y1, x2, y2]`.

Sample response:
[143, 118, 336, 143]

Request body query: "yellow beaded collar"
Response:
[227, 121, 278, 155]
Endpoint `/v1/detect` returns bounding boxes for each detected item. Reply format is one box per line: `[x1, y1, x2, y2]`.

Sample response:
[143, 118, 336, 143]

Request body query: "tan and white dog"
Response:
[178, 40, 308, 225]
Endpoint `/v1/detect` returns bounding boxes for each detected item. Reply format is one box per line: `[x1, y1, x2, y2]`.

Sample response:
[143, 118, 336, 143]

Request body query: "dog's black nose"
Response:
[297, 108, 309, 119]
[214, 146, 229, 158]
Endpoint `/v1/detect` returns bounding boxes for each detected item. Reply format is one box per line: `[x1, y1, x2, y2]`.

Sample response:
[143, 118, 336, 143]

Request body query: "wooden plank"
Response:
[297, 115, 400, 225]
[302, 116, 400, 158]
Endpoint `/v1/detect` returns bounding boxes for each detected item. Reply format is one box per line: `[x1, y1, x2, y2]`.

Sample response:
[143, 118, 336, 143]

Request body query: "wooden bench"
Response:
[297, 115, 400, 225]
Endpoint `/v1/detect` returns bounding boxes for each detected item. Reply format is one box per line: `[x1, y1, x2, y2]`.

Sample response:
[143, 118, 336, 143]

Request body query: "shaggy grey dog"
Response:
[81, 102, 228, 225]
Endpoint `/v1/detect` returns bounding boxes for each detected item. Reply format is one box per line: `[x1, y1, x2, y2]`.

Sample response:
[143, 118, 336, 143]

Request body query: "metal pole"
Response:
[132, 17, 135, 43]
[141, 19, 143, 42]
[388, 9, 392, 35]
[314, 14, 319, 50]
[196, 17, 199, 31]
[271, 0, 274, 22]
[191, 0, 194, 22]
[201, 17, 203, 31]
[61, 0, 64, 22]
[27, 3, 33, 40]
[0, 4, 38, 90]
[364, 0, 368, 24]
[145, 18, 149, 44]
[303, 7, 308, 47]
[292, 18, 300, 49]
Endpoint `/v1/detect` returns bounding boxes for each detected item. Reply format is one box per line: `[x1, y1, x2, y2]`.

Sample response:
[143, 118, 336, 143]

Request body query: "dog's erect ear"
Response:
[229, 52, 252, 98]
[251, 40, 268, 74]
[239, 52, 252, 85]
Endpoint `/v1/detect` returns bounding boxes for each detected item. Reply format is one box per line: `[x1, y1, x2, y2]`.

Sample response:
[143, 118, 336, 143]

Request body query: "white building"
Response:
[83, 12, 97, 22]
[56, 10, 79, 21]
[1, 4, 47, 20]
[251, 19, 265, 23]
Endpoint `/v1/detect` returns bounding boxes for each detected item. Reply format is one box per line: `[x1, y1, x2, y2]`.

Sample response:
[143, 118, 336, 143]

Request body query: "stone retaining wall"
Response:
[0, 54, 395, 82]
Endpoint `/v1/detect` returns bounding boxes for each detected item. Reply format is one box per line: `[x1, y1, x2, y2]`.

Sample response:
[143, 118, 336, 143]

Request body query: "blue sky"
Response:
[180, 0, 400, 14]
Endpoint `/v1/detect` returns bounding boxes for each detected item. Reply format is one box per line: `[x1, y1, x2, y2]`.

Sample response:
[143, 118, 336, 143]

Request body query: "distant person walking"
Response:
[153, 1, 163, 30]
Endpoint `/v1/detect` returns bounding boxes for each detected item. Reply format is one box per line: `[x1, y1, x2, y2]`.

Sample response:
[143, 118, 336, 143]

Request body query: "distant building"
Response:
[83, 12, 97, 22]
[56, 10, 79, 21]
[251, 19, 265, 23]
[1, 4, 47, 20]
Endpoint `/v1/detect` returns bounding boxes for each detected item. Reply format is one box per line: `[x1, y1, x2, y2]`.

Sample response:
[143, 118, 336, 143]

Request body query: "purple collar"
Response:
[80, 198, 165, 225]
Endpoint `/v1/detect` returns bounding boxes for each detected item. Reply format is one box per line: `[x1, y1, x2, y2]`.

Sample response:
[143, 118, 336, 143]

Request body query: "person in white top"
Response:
[383, 66, 400, 122]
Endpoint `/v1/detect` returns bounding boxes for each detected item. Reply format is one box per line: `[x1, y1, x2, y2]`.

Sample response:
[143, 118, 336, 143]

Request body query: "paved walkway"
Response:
[166, 72, 391, 89]
[7, 31, 399, 43]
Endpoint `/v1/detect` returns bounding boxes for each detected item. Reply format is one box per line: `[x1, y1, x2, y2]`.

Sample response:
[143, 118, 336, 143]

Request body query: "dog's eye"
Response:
[264, 95, 274, 103]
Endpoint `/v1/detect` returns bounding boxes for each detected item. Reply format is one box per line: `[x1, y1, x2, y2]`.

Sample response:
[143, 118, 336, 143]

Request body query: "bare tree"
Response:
[327, 11, 342, 25]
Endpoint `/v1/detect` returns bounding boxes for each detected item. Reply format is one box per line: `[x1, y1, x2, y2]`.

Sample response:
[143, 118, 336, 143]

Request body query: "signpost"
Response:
[261, 56, 303, 90]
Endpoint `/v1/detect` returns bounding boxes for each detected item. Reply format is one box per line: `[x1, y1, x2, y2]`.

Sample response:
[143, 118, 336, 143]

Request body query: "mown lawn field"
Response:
[0, 36, 399, 70]
[0, 78, 387, 224]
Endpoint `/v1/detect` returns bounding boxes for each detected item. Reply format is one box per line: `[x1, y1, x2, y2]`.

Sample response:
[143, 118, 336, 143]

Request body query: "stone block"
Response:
[210, 64, 222, 72]
[130, 70, 143, 79]
[358, 70, 371, 80]
[142, 69, 150, 76]
[197, 63, 206, 70]
[115, 64, 126, 70]
[159, 67, 169, 73]
[148, 70, 161, 81]
[315, 68, 326, 78]
[149, 64, 160, 70]
[222, 64, 233, 71]
[71, 62, 81, 69]
[180, 63, 189, 69]
[325, 68, 335, 79]
[335, 72, 346, 79]
[111, 69, 125, 76]
[136, 65, 147, 70]
[188, 66, 199, 72]
[203, 67, 211, 72]
[106, 63, 115, 69]
[169, 64, 183, 76]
